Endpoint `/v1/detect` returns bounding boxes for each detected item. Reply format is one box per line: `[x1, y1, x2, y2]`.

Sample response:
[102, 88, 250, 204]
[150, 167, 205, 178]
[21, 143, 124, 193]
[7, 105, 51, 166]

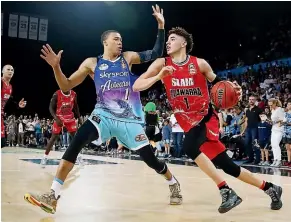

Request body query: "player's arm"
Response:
[124, 5, 165, 65]
[124, 28, 165, 65]
[198, 58, 242, 99]
[240, 116, 248, 136]
[73, 95, 82, 124]
[197, 58, 221, 84]
[132, 58, 165, 92]
[40, 44, 94, 92]
[49, 93, 58, 120]
[52, 58, 94, 92]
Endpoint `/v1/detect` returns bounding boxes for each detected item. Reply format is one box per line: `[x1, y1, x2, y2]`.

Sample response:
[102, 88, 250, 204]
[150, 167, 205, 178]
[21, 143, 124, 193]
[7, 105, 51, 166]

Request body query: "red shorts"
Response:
[52, 119, 77, 135]
[1, 116, 5, 138]
[184, 110, 226, 160]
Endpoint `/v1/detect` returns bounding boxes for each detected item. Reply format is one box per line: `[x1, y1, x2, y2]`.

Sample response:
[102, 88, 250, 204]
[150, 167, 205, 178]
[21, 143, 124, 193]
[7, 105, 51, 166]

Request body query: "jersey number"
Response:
[183, 97, 190, 109]
[124, 88, 130, 101]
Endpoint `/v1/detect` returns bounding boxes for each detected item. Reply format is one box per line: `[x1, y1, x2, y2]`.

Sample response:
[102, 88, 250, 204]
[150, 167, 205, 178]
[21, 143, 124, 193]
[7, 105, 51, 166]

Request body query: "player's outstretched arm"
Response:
[124, 5, 165, 65]
[133, 58, 175, 92]
[40, 44, 92, 92]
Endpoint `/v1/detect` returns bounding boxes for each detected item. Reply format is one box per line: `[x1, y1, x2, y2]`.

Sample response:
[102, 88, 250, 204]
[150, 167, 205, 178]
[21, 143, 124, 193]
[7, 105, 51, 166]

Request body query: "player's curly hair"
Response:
[168, 27, 194, 54]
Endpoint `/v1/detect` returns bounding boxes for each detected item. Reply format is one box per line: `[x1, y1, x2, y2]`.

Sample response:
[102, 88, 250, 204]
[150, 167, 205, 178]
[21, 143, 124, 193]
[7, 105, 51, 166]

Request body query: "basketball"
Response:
[210, 81, 239, 109]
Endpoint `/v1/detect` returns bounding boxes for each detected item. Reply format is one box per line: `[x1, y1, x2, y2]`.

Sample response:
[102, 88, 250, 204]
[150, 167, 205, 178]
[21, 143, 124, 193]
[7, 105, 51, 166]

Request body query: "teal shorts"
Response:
[88, 109, 149, 150]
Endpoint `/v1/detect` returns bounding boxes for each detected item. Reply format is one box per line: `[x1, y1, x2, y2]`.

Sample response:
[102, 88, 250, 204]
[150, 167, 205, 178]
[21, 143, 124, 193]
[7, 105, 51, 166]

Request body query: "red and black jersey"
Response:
[162, 56, 210, 132]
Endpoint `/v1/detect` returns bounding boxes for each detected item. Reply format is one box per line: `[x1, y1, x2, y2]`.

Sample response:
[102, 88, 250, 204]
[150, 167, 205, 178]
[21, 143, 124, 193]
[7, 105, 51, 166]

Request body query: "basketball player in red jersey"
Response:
[41, 89, 82, 168]
[1, 65, 26, 147]
[133, 27, 283, 212]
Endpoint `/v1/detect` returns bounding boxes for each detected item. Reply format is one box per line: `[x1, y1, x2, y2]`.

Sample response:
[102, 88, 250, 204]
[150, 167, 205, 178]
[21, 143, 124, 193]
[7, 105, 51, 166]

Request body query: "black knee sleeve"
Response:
[138, 144, 168, 174]
[1, 137, 6, 148]
[212, 152, 241, 178]
[62, 120, 99, 163]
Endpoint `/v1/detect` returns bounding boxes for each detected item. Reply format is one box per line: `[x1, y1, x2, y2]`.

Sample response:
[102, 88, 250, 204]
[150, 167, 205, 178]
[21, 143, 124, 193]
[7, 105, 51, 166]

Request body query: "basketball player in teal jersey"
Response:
[24, 5, 182, 214]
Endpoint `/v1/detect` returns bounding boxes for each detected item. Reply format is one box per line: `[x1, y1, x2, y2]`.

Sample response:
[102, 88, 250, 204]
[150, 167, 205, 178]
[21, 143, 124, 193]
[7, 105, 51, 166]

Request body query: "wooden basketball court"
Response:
[2, 147, 291, 222]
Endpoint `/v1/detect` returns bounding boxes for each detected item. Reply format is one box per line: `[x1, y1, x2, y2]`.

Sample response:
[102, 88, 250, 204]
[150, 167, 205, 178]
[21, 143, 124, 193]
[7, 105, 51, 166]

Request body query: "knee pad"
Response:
[155, 162, 168, 175]
[213, 152, 241, 178]
[139, 145, 168, 174]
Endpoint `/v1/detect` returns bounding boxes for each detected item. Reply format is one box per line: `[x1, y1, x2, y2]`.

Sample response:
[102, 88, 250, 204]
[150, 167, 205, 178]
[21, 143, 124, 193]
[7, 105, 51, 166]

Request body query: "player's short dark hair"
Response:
[168, 27, 194, 53]
[100, 30, 120, 45]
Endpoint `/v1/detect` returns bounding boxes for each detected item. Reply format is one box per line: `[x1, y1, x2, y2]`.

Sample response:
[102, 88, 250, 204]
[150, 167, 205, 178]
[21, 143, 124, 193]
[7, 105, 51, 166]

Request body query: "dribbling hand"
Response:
[229, 81, 242, 101]
[40, 44, 63, 68]
[157, 66, 175, 80]
[152, 4, 164, 27]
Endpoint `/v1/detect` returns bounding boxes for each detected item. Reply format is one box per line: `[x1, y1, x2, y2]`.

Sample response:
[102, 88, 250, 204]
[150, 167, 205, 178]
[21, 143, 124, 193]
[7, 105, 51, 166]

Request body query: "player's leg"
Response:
[1, 117, 6, 148]
[183, 119, 242, 213]
[117, 122, 182, 205]
[41, 121, 61, 167]
[24, 116, 104, 214]
[66, 119, 85, 166]
[211, 146, 283, 210]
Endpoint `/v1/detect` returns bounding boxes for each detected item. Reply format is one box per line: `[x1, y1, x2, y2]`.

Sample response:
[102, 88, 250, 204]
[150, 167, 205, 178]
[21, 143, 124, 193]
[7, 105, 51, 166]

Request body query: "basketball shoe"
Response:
[265, 184, 283, 210]
[24, 190, 59, 214]
[218, 188, 242, 213]
[169, 177, 183, 205]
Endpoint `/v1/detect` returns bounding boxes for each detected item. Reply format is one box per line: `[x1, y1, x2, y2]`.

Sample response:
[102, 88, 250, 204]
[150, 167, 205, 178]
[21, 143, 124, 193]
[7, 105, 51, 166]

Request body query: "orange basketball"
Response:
[210, 81, 239, 109]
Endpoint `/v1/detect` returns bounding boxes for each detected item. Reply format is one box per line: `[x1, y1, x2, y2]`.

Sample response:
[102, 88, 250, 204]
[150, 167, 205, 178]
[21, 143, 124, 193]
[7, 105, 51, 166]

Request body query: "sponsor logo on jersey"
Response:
[91, 115, 101, 124]
[101, 80, 130, 92]
[99, 63, 109, 71]
[188, 63, 197, 75]
[99, 71, 129, 78]
[170, 88, 202, 98]
[3, 94, 10, 99]
[135, 134, 147, 142]
[171, 78, 194, 87]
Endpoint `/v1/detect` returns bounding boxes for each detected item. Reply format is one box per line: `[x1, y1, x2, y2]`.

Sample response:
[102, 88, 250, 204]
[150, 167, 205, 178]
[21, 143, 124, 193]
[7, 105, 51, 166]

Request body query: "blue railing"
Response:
[217, 57, 291, 78]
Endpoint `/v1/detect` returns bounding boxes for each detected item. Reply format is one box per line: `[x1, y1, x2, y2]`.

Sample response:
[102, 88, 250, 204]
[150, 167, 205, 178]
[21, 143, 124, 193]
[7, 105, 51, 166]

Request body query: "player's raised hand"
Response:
[40, 44, 63, 68]
[18, 98, 27, 108]
[152, 4, 164, 27]
[158, 66, 175, 79]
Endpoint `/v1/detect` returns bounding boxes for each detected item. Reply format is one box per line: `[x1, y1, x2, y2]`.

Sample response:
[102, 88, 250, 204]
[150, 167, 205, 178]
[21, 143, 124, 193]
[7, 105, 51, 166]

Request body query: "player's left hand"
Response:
[152, 4, 164, 27]
[18, 98, 27, 108]
[229, 81, 242, 101]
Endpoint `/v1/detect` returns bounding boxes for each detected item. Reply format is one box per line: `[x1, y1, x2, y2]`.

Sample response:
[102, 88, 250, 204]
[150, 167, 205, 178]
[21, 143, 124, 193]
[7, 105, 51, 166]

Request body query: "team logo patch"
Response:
[188, 63, 197, 75]
[91, 115, 101, 124]
[135, 134, 147, 142]
[99, 63, 109, 71]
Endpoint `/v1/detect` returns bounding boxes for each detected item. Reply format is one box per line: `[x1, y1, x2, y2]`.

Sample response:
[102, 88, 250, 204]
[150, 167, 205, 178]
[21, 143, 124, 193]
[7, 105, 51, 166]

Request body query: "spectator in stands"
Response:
[7, 116, 16, 146]
[170, 113, 184, 158]
[282, 99, 291, 167]
[17, 116, 24, 146]
[229, 106, 246, 160]
[34, 119, 42, 145]
[268, 98, 285, 167]
[162, 119, 171, 158]
[242, 94, 262, 164]
[257, 112, 272, 166]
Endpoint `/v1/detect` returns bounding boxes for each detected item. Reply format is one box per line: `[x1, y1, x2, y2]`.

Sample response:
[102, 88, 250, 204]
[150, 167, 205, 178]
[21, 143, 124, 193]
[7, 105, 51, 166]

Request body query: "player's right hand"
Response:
[157, 66, 175, 80]
[55, 117, 63, 127]
[40, 44, 63, 68]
